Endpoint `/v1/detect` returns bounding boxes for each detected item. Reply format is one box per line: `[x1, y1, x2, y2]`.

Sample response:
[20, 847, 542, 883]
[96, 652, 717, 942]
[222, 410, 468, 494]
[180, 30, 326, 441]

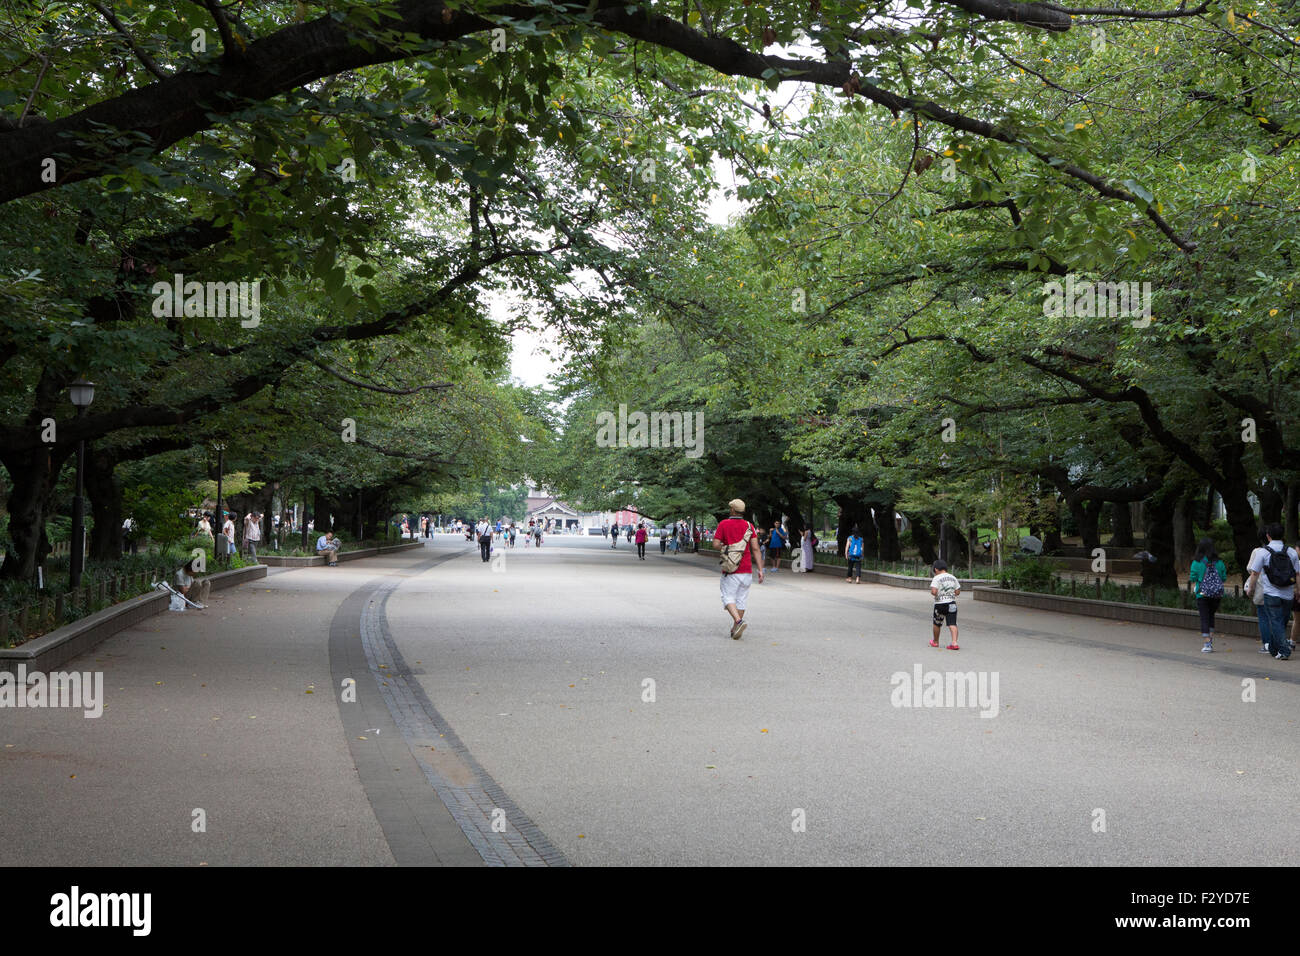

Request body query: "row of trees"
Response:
[532, 0, 1300, 587]
[4, 1, 1297, 589]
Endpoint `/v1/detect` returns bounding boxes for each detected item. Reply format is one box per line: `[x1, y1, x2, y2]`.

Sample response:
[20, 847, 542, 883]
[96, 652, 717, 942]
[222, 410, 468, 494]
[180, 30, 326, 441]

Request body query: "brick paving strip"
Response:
[330, 550, 568, 867]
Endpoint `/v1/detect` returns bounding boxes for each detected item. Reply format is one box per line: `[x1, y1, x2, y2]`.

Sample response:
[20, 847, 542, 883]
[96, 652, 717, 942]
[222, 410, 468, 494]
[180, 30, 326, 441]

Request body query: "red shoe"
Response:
[928, 639, 940, 647]
[947, 643, 960, 650]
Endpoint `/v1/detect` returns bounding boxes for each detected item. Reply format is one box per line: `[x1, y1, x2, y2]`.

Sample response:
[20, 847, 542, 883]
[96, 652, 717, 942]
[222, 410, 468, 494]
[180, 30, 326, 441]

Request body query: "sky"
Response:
[505, 158, 744, 388]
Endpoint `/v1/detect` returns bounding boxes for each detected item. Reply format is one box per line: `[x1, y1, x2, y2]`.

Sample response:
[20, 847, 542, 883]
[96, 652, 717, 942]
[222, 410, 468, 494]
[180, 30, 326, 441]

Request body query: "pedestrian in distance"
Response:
[713, 499, 764, 640]
[659, 527, 668, 554]
[243, 511, 262, 562]
[610, 522, 618, 548]
[801, 526, 817, 572]
[1189, 537, 1226, 653]
[1245, 527, 1272, 653]
[929, 559, 961, 650]
[509, 523, 517, 548]
[1245, 522, 1299, 660]
[635, 522, 648, 559]
[477, 517, 492, 562]
[844, 525, 864, 583]
[222, 512, 236, 559]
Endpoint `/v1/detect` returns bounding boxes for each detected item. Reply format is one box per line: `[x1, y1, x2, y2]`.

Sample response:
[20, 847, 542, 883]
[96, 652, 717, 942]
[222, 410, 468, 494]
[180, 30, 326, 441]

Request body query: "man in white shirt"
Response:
[243, 512, 262, 562]
[1246, 523, 1299, 660]
[221, 514, 235, 557]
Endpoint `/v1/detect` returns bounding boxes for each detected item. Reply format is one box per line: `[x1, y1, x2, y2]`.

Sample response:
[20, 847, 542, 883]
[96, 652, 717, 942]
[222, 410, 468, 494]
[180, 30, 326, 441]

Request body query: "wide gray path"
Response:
[394, 533, 1300, 866]
[3, 533, 1297, 866]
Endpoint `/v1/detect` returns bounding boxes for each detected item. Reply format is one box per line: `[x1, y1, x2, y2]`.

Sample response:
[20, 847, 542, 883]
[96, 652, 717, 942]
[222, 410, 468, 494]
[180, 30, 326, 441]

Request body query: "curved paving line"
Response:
[329, 547, 568, 867]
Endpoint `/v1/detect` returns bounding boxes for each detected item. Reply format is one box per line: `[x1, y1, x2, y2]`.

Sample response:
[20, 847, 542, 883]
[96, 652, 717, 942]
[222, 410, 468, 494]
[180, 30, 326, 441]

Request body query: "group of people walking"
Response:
[470, 517, 546, 560]
[1191, 523, 1299, 659]
[192, 510, 264, 560]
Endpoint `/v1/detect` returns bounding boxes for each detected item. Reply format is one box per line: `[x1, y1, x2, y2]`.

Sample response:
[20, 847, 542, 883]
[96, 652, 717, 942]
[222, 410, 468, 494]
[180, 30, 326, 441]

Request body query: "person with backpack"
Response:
[712, 498, 764, 639]
[1189, 537, 1226, 653]
[843, 526, 865, 583]
[635, 522, 648, 560]
[1245, 523, 1300, 660]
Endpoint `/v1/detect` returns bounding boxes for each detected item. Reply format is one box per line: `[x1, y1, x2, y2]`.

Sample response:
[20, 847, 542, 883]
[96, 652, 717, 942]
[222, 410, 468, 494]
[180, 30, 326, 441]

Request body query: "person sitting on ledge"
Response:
[175, 559, 210, 606]
[316, 531, 341, 566]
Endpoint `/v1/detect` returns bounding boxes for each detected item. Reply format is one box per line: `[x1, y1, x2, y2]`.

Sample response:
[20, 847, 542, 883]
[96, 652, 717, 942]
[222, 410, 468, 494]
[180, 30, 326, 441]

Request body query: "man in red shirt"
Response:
[712, 498, 765, 639]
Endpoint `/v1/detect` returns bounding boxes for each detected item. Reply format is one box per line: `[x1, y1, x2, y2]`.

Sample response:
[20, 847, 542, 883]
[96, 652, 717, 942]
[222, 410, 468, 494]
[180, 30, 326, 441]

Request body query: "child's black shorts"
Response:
[933, 602, 958, 626]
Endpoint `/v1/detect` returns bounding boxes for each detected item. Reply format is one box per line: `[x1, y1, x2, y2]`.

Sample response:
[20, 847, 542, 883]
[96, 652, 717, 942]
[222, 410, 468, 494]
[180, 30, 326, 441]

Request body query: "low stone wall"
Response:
[973, 586, 1261, 637]
[680, 549, 985, 589]
[259, 541, 423, 567]
[0, 564, 268, 674]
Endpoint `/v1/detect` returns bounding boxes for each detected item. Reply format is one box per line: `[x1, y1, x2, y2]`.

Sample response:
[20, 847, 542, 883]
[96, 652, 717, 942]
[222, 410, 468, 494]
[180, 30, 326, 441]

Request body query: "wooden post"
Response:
[55, 593, 65, 623]
[1070, 579, 1077, 597]
[1095, 577, 1102, 599]
[0, 611, 9, 645]
[18, 605, 28, 637]
[1120, 585, 1127, 603]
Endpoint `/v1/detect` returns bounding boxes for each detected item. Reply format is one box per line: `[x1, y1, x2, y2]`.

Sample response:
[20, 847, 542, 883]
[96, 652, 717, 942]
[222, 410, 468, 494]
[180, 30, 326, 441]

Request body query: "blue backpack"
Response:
[1199, 560, 1224, 599]
[847, 536, 863, 558]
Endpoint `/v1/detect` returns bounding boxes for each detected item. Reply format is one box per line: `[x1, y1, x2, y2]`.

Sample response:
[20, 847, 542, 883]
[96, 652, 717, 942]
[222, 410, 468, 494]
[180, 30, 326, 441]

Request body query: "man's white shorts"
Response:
[720, 572, 753, 609]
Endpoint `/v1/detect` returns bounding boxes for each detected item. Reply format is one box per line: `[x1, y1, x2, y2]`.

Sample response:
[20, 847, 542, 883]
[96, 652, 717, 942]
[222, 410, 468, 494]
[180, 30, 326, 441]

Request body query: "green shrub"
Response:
[1001, 554, 1061, 591]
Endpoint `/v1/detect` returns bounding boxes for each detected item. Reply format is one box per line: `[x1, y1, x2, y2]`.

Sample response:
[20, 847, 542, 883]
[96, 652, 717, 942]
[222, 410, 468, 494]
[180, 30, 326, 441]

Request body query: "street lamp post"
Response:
[68, 379, 95, 590]
[212, 442, 226, 565]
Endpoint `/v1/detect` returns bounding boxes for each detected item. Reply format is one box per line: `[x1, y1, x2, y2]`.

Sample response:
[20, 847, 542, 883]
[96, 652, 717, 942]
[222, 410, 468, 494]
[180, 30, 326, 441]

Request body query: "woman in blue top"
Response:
[1189, 537, 1227, 653]
[843, 526, 865, 583]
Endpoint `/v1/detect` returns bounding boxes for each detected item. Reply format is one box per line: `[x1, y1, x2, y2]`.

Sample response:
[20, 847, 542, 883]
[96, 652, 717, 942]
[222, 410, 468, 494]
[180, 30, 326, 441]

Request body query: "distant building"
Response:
[524, 484, 613, 531]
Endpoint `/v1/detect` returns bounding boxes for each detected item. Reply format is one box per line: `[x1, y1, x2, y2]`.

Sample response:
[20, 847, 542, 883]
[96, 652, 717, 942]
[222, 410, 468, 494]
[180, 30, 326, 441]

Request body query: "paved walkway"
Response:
[2, 534, 1297, 866]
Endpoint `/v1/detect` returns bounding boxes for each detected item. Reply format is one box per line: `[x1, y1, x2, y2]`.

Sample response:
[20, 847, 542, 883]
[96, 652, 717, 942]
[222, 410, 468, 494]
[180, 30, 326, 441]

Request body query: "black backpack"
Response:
[1264, 546, 1297, 589]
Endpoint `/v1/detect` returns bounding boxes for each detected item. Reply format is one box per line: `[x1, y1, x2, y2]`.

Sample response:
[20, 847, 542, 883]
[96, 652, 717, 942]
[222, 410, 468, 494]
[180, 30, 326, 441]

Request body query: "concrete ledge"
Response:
[259, 541, 422, 567]
[679, 549, 985, 589]
[973, 586, 1260, 637]
[0, 564, 268, 673]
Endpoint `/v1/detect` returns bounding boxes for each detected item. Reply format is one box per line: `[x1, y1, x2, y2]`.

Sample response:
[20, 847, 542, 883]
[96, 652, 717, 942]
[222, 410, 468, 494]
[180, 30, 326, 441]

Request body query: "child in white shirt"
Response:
[929, 559, 962, 650]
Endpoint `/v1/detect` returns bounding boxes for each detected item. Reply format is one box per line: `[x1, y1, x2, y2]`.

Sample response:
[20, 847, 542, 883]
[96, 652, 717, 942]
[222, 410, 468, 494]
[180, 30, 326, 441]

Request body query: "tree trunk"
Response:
[911, 514, 938, 566]
[860, 506, 878, 556]
[1109, 500, 1134, 548]
[1220, 480, 1264, 583]
[874, 498, 901, 561]
[314, 488, 332, 533]
[1042, 497, 1064, 554]
[1140, 489, 1179, 588]
[1173, 490, 1191, 569]
[86, 444, 124, 562]
[1067, 498, 1105, 553]
[1286, 482, 1299, 545]
[833, 495, 869, 560]
[0, 447, 66, 581]
[1257, 480, 1284, 526]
